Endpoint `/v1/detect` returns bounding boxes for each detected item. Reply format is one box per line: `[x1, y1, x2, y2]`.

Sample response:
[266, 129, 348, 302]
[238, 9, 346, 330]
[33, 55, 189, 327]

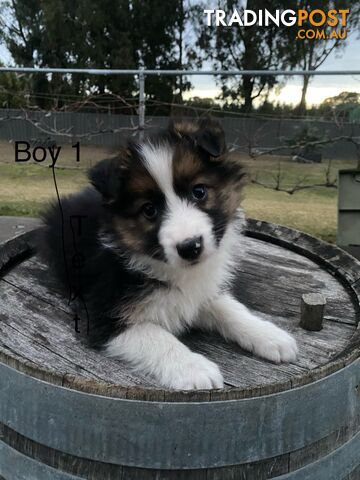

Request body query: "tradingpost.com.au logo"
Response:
[204, 8, 350, 40]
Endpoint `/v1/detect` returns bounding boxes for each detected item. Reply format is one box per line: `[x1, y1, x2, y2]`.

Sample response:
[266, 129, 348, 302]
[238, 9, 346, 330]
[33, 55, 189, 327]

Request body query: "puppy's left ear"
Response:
[88, 154, 128, 205]
[195, 118, 226, 158]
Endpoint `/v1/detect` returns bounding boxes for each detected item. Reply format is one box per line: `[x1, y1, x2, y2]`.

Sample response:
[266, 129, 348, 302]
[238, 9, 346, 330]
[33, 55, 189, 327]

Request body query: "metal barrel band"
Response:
[0, 431, 359, 479]
[0, 360, 359, 469]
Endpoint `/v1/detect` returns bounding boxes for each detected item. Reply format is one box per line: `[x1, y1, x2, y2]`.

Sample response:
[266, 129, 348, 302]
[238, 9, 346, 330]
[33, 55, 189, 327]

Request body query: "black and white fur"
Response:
[41, 118, 298, 390]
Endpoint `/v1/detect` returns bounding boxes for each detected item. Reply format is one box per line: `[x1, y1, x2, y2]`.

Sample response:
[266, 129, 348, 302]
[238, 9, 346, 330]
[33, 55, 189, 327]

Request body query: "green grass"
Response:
[0, 142, 358, 243]
[239, 156, 358, 243]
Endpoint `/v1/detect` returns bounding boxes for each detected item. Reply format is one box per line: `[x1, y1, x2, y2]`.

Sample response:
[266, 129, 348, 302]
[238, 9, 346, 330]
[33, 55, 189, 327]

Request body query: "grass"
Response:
[240, 155, 357, 243]
[0, 141, 358, 243]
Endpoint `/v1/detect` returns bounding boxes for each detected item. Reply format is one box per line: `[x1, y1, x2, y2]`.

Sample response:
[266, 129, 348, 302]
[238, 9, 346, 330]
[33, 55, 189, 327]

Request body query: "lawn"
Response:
[0, 141, 357, 243]
[240, 155, 357, 244]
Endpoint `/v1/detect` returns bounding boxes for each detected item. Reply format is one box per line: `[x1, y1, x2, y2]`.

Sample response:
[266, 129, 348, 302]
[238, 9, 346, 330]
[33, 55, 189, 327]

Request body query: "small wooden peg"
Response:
[300, 293, 326, 331]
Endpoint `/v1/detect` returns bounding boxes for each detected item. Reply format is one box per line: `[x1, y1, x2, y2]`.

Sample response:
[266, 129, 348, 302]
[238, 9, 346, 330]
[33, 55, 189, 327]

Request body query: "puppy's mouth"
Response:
[190, 260, 199, 266]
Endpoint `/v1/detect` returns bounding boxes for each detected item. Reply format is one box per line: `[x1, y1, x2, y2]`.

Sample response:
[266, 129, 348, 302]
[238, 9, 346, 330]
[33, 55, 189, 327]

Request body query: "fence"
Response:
[0, 67, 359, 160]
[0, 108, 359, 160]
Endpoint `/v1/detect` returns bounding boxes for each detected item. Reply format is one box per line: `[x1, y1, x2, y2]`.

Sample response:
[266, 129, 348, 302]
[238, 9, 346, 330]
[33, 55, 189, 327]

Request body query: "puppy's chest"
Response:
[132, 274, 221, 334]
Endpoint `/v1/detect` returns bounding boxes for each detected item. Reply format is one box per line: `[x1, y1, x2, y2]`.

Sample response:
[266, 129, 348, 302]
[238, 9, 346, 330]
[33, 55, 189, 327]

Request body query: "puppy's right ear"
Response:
[88, 155, 127, 204]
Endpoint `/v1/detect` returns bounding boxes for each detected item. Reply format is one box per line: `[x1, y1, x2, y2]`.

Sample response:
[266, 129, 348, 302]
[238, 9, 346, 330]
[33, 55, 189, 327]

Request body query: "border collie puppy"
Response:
[41, 118, 298, 390]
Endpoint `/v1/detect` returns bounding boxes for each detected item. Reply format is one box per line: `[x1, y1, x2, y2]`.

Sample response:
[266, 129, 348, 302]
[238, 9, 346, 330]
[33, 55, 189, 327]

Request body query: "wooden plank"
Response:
[206, 455, 289, 480]
[0, 279, 155, 389]
[121, 467, 207, 480]
[183, 313, 354, 389]
[235, 236, 357, 326]
[344, 465, 360, 480]
[0, 268, 355, 391]
[246, 219, 360, 286]
[0, 231, 357, 398]
[2, 257, 73, 315]
[0, 441, 82, 480]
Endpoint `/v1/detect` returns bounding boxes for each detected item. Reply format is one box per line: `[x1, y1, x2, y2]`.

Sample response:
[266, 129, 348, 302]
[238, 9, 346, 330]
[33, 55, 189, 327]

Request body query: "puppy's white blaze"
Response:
[159, 197, 215, 266]
[140, 142, 174, 194]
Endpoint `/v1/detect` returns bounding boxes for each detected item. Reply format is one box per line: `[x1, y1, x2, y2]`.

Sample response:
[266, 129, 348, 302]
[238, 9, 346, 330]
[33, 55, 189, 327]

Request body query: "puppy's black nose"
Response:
[176, 236, 203, 261]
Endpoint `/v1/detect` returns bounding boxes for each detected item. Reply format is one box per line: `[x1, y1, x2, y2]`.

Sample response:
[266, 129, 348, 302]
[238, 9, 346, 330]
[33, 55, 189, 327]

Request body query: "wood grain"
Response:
[0, 232, 358, 398]
[1, 222, 360, 479]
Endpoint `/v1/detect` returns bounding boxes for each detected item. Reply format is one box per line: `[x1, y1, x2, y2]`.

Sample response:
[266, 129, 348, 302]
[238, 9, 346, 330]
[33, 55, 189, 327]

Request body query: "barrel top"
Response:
[0, 219, 359, 402]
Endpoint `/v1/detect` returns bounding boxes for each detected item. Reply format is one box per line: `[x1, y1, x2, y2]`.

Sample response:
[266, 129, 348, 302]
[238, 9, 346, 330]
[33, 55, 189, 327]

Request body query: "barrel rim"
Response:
[0, 219, 359, 402]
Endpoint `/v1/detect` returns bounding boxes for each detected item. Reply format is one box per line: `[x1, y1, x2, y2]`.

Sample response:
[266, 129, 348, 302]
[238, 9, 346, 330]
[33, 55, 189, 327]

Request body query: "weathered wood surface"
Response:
[0, 229, 358, 398]
[1, 221, 360, 479]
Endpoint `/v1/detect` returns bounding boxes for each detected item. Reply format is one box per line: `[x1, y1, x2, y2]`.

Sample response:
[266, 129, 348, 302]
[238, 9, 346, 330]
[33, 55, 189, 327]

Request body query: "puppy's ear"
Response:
[88, 155, 127, 203]
[169, 117, 226, 158]
[195, 118, 226, 158]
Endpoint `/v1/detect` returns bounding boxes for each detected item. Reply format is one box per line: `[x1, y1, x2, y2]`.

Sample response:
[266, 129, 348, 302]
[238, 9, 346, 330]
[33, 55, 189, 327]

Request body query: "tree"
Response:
[130, 0, 193, 109]
[198, 0, 293, 112]
[0, 0, 197, 110]
[290, 0, 360, 113]
[317, 91, 360, 121]
[0, 62, 28, 108]
[323, 91, 360, 107]
[0, 0, 136, 108]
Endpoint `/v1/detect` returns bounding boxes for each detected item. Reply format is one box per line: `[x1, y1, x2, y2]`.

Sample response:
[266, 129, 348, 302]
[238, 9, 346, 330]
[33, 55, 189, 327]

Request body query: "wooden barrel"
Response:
[0, 219, 359, 480]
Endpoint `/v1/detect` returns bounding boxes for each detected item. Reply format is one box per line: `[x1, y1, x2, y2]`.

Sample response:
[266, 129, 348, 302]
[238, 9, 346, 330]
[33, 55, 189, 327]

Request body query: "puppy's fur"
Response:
[41, 118, 298, 390]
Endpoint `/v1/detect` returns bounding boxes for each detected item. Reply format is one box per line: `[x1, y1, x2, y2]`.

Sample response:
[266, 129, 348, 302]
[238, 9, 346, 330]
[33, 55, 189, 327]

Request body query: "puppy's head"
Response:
[89, 118, 245, 268]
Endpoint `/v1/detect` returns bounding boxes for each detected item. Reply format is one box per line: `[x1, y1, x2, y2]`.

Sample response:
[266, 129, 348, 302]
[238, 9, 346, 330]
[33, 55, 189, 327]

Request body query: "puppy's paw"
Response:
[165, 353, 224, 390]
[244, 320, 298, 364]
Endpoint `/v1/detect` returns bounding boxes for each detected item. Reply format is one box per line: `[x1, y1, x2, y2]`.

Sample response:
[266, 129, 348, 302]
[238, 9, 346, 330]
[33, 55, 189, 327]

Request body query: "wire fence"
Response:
[0, 67, 359, 161]
[0, 108, 359, 161]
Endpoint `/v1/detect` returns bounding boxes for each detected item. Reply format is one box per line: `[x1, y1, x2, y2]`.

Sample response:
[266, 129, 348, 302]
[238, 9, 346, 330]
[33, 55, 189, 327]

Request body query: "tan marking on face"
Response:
[172, 145, 246, 218]
[173, 147, 203, 181]
[198, 158, 246, 217]
[110, 159, 162, 254]
[112, 215, 155, 253]
[220, 187, 244, 215]
[127, 163, 158, 196]
[215, 160, 247, 216]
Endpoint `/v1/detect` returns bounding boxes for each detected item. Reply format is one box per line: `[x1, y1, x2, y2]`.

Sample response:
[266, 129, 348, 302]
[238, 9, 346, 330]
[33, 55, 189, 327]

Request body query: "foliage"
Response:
[0, 1, 359, 113]
[197, 0, 297, 112]
[318, 91, 360, 121]
[0, 62, 28, 107]
[0, 0, 196, 109]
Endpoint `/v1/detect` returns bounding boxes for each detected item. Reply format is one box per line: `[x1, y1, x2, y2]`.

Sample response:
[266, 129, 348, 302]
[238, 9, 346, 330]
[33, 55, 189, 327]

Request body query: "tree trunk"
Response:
[242, 76, 254, 112]
[298, 74, 310, 113]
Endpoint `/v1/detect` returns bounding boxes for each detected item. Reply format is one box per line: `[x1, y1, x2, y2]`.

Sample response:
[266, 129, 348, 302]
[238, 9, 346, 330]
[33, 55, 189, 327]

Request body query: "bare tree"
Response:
[233, 121, 360, 194]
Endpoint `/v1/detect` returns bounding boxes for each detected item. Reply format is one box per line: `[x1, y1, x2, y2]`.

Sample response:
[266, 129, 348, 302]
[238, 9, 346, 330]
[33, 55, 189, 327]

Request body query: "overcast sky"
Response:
[1, 27, 359, 106]
[187, 35, 360, 105]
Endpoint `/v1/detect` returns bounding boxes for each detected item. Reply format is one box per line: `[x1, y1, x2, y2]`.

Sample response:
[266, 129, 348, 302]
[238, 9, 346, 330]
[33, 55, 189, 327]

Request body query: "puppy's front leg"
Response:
[105, 322, 224, 390]
[200, 293, 298, 363]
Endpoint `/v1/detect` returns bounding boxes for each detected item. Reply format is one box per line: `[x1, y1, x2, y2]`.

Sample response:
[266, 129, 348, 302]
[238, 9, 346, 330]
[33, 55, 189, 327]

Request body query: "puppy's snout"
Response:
[176, 236, 203, 261]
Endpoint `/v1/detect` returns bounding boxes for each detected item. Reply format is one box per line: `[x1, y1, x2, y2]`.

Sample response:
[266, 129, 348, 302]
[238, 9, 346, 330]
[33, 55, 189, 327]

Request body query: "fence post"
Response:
[139, 68, 145, 141]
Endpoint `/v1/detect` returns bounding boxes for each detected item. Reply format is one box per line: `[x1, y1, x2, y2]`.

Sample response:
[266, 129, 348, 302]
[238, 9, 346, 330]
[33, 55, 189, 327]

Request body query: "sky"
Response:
[1, 23, 359, 107]
[186, 36, 360, 106]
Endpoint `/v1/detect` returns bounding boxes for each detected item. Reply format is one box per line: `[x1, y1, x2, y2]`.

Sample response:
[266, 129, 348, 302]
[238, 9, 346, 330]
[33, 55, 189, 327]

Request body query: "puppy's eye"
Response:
[142, 202, 158, 221]
[192, 184, 208, 201]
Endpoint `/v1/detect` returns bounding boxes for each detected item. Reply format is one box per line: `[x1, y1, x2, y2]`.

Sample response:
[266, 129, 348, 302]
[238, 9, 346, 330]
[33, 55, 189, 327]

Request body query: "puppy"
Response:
[41, 118, 298, 390]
